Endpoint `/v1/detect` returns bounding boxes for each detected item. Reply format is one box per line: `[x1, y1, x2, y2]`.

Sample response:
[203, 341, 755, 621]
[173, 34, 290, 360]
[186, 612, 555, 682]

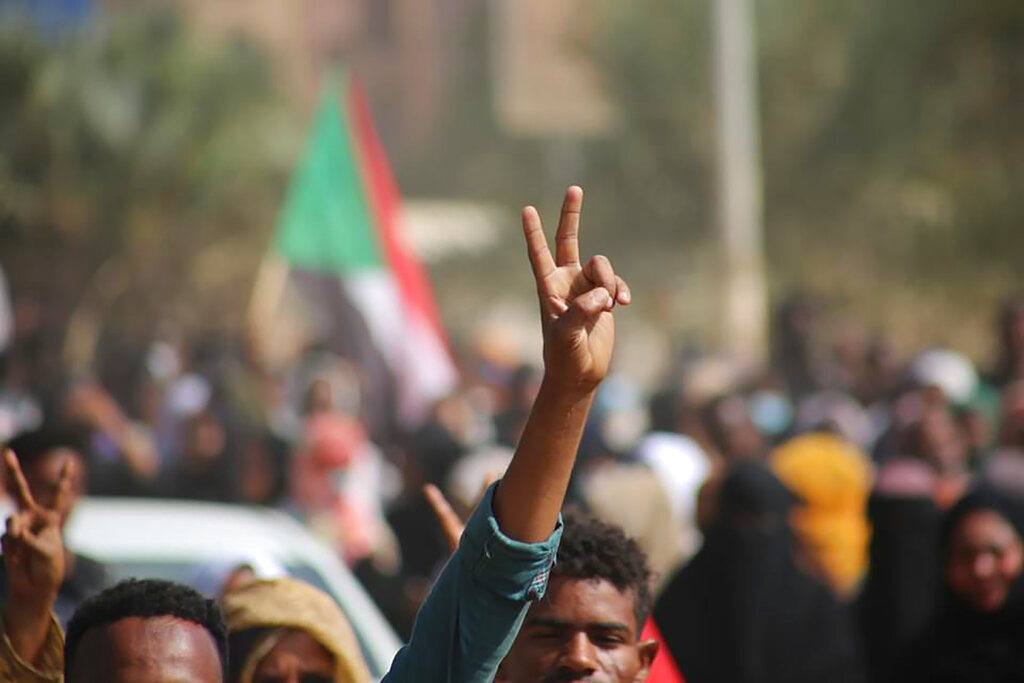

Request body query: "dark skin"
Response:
[497, 576, 657, 683]
[1, 448, 71, 668]
[22, 448, 88, 578]
[69, 615, 223, 683]
[2, 450, 224, 682]
[494, 186, 631, 544]
[250, 629, 335, 683]
[422, 492, 656, 683]
[946, 509, 1024, 613]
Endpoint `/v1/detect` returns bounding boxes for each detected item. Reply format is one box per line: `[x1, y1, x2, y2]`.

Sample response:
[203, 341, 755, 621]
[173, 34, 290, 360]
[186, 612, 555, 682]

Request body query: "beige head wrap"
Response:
[221, 577, 372, 683]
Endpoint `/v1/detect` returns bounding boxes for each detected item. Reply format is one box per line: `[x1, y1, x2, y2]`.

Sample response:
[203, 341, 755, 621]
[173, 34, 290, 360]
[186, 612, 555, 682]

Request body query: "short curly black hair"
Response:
[65, 579, 228, 679]
[555, 509, 653, 631]
[6, 424, 85, 471]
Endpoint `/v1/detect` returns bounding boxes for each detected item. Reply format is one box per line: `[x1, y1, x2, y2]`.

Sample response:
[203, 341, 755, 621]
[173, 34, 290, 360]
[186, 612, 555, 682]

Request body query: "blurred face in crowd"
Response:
[249, 629, 335, 683]
[946, 509, 1024, 613]
[496, 576, 656, 683]
[69, 616, 222, 683]
[24, 447, 86, 529]
[712, 395, 764, 462]
[917, 405, 967, 473]
[304, 379, 335, 416]
[185, 411, 227, 466]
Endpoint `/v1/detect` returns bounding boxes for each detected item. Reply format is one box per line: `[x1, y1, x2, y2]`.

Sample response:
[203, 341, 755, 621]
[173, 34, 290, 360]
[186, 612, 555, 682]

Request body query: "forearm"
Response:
[384, 484, 561, 682]
[3, 596, 56, 669]
[493, 378, 595, 542]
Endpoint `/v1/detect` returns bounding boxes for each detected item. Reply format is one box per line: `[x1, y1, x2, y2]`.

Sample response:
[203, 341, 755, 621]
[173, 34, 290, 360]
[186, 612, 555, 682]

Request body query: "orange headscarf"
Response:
[771, 432, 872, 598]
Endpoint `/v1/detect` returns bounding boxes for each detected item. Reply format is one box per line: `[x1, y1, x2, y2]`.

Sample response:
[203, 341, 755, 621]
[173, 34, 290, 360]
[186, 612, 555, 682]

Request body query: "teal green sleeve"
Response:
[382, 482, 562, 682]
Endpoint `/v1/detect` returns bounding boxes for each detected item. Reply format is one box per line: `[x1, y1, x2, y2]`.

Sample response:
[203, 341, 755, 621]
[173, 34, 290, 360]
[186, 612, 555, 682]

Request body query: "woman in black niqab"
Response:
[653, 462, 864, 683]
[899, 486, 1024, 683]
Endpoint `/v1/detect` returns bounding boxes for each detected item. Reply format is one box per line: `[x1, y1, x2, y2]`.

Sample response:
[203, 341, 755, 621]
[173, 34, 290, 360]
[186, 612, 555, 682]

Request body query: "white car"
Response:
[65, 497, 402, 679]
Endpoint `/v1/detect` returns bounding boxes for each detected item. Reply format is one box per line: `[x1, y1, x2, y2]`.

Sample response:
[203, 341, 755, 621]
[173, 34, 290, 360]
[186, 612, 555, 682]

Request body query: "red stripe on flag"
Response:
[642, 618, 687, 683]
[347, 78, 451, 351]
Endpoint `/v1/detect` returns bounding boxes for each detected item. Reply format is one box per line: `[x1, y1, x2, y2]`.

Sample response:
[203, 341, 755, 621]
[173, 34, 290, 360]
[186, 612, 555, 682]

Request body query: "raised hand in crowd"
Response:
[493, 185, 630, 543]
[1, 448, 72, 668]
[382, 186, 632, 682]
[423, 473, 498, 554]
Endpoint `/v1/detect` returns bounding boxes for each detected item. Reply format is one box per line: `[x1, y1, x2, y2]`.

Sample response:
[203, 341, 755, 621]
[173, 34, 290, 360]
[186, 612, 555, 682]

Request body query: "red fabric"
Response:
[347, 78, 450, 348]
[292, 414, 367, 510]
[642, 618, 686, 683]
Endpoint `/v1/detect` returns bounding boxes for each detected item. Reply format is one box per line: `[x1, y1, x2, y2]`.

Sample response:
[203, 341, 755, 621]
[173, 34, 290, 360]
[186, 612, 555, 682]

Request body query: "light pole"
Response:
[713, 0, 768, 365]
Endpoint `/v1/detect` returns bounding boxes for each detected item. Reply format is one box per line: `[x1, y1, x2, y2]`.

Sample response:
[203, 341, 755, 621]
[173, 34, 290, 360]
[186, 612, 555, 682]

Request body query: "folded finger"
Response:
[555, 186, 583, 267]
[17, 530, 49, 557]
[0, 535, 19, 565]
[583, 255, 618, 300]
[522, 206, 555, 282]
[563, 287, 613, 329]
[5, 513, 22, 540]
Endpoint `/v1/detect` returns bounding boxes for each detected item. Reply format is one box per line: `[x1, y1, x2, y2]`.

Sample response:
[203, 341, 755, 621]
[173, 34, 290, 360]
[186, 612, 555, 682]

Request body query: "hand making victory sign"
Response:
[492, 186, 632, 543]
[2, 448, 73, 667]
[522, 186, 631, 392]
[383, 187, 631, 682]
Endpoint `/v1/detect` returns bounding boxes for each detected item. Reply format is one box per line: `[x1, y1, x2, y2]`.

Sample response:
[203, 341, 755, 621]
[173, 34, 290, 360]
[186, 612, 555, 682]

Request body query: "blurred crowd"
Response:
[3, 286, 1024, 682]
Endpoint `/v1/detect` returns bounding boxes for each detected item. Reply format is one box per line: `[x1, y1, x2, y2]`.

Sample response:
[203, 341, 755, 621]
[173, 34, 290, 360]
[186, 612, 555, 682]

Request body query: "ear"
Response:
[634, 639, 659, 681]
[494, 658, 509, 683]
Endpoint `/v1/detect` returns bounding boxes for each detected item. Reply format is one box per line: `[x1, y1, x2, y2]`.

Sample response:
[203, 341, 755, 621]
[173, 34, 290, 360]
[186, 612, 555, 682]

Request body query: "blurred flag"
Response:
[251, 74, 456, 435]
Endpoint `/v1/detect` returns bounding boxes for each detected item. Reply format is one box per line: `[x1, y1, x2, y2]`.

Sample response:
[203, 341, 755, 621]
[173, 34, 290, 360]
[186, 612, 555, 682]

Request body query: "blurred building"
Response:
[490, 0, 618, 138]
[99, 0, 616, 146]
[96, 0, 475, 150]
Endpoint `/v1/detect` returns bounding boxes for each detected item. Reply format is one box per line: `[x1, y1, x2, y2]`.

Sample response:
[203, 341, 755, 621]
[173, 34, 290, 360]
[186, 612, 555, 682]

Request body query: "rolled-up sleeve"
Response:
[383, 482, 561, 683]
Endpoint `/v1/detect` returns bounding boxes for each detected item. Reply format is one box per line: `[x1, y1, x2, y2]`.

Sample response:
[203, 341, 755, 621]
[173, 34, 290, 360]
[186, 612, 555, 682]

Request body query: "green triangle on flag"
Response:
[273, 76, 383, 272]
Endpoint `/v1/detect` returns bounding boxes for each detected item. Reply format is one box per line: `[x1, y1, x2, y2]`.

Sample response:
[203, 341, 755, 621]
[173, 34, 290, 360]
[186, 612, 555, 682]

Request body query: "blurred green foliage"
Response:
[2, 1, 1023, 361]
[0, 9, 299, 341]
[400, 0, 1024, 354]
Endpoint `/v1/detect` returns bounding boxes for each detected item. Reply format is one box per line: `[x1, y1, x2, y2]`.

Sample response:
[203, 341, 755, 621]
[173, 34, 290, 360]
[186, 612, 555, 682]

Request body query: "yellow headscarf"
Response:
[771, 432, 873, 598]
[221, 577, 372, 683]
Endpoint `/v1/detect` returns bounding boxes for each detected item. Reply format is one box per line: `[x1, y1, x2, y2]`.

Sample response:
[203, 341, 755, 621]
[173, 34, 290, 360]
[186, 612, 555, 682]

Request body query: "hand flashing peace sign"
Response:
[522, 186, 631, 393]
[2, 449, 72, 606]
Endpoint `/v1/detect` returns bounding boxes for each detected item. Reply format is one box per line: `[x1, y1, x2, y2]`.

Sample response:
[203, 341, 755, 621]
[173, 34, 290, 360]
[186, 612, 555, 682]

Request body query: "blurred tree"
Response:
[0, 8, 300, 365]
[587, 0, 1024, 350]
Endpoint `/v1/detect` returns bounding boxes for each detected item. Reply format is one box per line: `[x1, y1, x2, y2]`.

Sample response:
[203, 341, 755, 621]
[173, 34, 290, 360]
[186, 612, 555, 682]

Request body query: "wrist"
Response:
[6, 587, 58, 621]
[537, 374, 601, 403]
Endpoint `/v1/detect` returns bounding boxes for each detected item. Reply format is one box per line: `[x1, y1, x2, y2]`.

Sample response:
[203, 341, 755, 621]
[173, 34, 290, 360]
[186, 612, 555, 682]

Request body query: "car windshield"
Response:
[104, 559, 389, 678]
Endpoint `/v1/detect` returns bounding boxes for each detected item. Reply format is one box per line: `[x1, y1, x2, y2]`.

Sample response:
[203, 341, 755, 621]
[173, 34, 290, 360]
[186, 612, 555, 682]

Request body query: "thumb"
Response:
[559, 287, 613, 331]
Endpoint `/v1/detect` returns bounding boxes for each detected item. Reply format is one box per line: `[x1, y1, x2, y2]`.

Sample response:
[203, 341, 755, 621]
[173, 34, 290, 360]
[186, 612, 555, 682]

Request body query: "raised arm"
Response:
[382, 186, 630, 682]
[493, 185, 630, 542]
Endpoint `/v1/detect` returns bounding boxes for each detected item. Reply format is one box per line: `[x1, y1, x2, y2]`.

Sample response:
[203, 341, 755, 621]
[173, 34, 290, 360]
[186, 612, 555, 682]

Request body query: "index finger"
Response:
[555, 186, 583, 267]
[423, 483, 465, 554]
[3, 449, 36, 512]
[522, 206, 556, 282]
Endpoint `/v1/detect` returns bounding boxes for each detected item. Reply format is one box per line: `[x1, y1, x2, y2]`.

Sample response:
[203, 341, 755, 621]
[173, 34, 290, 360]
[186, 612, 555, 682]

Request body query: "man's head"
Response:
[498, 511, 657, 683]
[6, 426, 86, 528]
[65, 579, 228, 683]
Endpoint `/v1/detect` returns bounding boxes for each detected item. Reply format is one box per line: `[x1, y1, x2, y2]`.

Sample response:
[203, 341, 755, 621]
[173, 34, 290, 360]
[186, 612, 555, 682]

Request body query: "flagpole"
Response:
[246, 250, 289, 368]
